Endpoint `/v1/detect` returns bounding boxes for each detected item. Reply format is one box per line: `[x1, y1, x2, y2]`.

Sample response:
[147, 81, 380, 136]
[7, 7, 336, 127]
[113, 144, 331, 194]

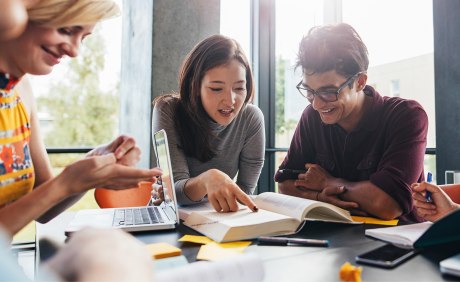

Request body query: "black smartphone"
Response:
[278, 169, 307, 180]
[355, 244, 418, 268]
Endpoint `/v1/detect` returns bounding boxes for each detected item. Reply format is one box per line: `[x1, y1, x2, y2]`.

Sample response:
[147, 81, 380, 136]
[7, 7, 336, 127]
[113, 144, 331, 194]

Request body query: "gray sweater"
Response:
[152, 97, 265, 205]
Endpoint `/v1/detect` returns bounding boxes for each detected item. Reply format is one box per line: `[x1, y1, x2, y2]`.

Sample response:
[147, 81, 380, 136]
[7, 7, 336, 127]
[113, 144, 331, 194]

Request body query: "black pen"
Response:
[257, 236, 329, 247]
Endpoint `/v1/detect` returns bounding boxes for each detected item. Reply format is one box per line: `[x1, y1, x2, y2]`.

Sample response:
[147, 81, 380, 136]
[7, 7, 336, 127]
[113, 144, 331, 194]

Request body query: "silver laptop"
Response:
[65, 129, 179, 234]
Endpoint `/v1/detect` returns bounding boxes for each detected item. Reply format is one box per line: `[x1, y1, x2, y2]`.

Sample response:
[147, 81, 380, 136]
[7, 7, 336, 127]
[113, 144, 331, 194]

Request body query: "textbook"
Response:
[179, 192, 358, 243]
[365, 209, 460, 249]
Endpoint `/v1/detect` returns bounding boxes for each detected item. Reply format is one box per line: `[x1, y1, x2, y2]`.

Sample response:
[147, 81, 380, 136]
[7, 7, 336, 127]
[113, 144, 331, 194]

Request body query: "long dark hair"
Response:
[175, 34, 254, 162]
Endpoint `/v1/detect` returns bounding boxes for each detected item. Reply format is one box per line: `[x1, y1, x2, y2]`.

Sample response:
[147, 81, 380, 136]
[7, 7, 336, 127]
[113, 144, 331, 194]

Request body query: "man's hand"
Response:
[294, 163, 334, 191]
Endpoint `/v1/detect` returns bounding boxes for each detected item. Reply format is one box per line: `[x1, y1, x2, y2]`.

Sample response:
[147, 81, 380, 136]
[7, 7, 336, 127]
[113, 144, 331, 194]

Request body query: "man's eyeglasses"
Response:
[296, 72, 363, 103]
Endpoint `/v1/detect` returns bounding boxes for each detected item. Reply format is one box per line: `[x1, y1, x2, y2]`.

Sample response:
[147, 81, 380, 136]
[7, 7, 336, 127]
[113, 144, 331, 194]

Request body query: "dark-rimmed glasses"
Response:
[296, 72, 363, 103]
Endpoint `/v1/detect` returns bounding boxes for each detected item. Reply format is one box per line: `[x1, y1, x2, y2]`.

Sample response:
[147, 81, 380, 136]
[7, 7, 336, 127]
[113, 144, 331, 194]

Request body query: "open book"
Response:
[179, 192, 358, 243]
[365, 209, 460, 249]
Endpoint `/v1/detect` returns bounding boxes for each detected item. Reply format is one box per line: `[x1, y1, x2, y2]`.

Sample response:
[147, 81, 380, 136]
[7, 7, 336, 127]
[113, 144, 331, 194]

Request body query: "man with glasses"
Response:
[274, 23, 428, 222]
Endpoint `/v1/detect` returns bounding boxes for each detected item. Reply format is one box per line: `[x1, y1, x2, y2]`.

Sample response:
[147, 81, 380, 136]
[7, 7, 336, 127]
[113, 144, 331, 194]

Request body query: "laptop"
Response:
[65, 129, 179, 234]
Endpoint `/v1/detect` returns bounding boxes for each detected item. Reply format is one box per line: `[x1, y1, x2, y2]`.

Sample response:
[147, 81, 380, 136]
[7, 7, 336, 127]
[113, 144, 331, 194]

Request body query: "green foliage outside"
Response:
[275, 56, 298, 137]
[14, 28, 118, 244]
[275, 56, 286, 134]
[38, 27, 119, 149]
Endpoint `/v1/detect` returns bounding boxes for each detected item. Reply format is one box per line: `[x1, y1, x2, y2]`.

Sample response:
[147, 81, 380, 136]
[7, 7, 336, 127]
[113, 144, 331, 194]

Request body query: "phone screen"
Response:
[279, 169, 307, 180]
[355, 244, 418, 268]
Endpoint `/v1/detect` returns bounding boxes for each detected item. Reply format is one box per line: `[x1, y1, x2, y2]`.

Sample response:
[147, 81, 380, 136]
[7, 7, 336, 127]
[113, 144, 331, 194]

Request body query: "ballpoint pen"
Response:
[257, 236, 329, 247]
[425, 172, 432, 202]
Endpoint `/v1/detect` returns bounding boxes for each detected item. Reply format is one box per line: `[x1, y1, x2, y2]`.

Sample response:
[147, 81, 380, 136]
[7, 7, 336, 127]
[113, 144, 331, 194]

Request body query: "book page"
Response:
[254, 192, 353, 222]
[365, 222, 432, 248]
[178, 202, 217, 220]
[186, 208, 295, 228]
[155, 253, 264, 282]
[254, 192, 316, 221]
[183, 208, 299, 242]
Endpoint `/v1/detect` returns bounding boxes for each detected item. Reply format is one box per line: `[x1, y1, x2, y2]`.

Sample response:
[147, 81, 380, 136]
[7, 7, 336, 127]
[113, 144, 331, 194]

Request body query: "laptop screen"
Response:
[152, 129, 179, 222]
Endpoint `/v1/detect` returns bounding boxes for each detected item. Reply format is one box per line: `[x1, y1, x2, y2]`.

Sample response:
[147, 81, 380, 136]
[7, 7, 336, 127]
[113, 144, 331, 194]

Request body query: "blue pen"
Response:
[425, 172, 432, 202]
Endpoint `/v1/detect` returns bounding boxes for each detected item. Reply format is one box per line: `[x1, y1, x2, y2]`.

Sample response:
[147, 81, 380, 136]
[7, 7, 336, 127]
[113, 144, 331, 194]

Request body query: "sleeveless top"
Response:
[0, 73, 34, 207]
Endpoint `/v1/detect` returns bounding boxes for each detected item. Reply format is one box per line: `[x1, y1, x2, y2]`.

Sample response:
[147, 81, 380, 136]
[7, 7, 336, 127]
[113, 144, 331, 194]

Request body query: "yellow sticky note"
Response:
[196, 242, 241, 261]
[351, 216, 399, 226]
[145, 242, 182, 259]
[178, 235, 213, 244]
[216, 241, 252, 253]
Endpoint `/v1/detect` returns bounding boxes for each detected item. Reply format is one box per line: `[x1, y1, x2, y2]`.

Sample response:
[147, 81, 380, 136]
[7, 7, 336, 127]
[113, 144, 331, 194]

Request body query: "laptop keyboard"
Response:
[113, 206, 165, 226]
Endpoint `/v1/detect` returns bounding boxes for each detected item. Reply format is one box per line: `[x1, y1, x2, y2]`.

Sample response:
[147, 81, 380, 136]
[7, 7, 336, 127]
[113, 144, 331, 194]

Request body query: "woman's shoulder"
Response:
[235, 103, 264, 131]
[153, 94, 179, 113]
[241, 103, 264, 120]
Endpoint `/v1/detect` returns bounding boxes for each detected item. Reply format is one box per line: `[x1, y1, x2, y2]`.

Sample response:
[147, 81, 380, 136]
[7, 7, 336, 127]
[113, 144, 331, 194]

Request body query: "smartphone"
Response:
[278, 169, 307, 180]
[355, 244, 418, 268]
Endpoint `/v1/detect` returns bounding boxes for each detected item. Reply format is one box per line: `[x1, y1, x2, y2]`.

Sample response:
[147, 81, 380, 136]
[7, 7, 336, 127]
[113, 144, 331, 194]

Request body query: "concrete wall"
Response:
[367, 53, 435, 147]
[120, 0, 220, 168]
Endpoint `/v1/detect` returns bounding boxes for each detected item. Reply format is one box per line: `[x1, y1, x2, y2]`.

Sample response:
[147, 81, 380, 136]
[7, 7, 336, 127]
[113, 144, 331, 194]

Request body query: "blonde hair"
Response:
[27, 0, 120, 28]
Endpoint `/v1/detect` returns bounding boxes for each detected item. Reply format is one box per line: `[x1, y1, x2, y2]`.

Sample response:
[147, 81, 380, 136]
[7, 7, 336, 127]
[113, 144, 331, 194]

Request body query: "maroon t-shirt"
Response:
[275, 86, 428, 222]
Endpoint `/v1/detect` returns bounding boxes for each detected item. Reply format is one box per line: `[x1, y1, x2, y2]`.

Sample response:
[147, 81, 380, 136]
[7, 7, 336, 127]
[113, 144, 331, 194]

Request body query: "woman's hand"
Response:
[60, 153, 161, 195]
[411, 182, 459, 222]
[200, 169, 257, 213]
[86, 135, 141, 166]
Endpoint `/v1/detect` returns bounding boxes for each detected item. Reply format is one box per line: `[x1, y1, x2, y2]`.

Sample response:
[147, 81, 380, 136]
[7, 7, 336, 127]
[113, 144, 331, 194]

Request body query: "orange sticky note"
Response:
[339, 262, 362, 282]
[145, 242, 182, 259]
[178, 235, 213, 245]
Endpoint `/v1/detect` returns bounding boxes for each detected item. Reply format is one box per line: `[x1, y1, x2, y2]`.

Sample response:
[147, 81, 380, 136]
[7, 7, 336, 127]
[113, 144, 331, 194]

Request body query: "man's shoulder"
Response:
[382, 96, 426, 114]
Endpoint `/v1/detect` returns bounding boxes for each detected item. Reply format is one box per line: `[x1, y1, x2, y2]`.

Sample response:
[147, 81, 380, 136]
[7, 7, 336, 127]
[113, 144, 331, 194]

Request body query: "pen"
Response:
[425, 172, 432, 202]
[257, 236, 329, 247]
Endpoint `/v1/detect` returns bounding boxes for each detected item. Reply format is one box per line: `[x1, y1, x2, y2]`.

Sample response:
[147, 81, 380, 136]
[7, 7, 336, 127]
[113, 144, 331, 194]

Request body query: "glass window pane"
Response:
[275, 0, 324, 148]
[342, 0, 435, 148]
[220, 0, 251, 61]
[30, 0, 123, 148]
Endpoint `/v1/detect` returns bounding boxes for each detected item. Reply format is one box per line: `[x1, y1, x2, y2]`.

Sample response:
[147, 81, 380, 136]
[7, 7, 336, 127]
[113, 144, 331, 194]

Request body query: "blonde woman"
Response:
[0, 0, 161, 237]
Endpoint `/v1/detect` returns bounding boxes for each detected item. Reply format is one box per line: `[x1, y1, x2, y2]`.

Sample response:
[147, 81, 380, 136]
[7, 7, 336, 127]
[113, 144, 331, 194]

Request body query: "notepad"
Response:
[145, 242, 182, 259]
[365, 209, 460, 249]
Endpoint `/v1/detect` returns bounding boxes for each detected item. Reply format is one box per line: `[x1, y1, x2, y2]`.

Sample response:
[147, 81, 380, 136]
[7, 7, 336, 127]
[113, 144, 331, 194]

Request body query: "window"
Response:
[342, 0, 434, 147]
[390, 80, 400, 97]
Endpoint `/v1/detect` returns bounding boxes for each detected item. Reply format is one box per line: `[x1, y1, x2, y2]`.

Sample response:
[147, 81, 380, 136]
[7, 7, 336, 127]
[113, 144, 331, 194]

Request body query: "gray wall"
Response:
[120, 0, 220, 168]
[434, 0, 460, 184]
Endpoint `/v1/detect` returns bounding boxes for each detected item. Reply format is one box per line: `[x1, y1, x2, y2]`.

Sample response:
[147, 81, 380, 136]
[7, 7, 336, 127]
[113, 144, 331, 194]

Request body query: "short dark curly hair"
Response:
[296, 23, 369, 77]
